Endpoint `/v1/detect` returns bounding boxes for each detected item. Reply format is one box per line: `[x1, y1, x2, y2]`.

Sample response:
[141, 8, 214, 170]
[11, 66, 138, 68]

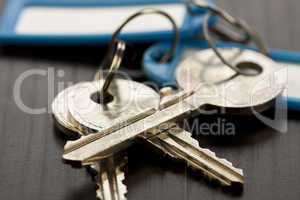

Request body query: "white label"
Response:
[280, 62, 300, 99]
[15, 4, 186, 35]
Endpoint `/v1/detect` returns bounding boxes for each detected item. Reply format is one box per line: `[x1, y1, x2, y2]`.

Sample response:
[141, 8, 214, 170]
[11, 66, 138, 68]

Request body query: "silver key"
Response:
[63, 78, 244, 188]
[176, 48, 280, 98]
[51, 83, 128, 200]
[144, 123, 244, 187]
[66, 76, 160, 135]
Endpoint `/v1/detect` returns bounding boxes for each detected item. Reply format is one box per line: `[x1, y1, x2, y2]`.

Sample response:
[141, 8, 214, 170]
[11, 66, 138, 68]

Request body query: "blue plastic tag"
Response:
[0, 0, 215, 45]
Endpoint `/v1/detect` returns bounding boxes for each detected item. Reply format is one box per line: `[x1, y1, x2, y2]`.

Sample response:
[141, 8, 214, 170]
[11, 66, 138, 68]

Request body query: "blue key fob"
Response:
[0, 0, 215, 45]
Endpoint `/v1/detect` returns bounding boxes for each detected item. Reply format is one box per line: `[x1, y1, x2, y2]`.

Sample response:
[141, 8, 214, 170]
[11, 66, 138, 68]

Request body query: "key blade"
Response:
[63, 99, 196, 165]
[64, 107, 157, 154]
[97, 169, 127, 200]
[64, 89, 194, 156]
[96, 157, 127, 200]
[146, 126, 244, 188]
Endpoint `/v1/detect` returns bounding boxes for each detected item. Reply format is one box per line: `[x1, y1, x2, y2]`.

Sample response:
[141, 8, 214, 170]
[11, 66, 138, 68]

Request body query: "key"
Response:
[63, 49, 285, 187]
[51, 83, 128, 200]
[66, 76, 160, 135]
[63, 78, 244, 188]
[143, 123, 244, 188]
[176, 48, 280, 97]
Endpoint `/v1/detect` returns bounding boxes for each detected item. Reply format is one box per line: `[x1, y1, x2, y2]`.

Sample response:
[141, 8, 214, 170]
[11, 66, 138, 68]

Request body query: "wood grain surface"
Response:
[0, 0, 299, 200]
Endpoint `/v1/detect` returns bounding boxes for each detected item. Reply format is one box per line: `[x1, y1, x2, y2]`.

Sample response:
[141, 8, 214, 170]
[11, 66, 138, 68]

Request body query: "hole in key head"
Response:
[90, 92, 114, 104]
[235, 61, 263, 76]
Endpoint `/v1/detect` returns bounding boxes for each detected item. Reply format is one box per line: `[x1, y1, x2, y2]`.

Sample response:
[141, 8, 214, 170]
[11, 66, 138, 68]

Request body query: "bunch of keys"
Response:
[52, 8, 285, 200]
[52, 40, 129, 200]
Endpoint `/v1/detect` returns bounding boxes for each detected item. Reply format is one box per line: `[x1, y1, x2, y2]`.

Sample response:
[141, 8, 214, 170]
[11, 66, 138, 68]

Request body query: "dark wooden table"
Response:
[0, 0, 299, 199]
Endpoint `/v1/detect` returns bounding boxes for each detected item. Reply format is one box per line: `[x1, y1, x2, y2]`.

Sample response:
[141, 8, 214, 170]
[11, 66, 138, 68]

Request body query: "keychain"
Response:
[52, 7, 286, 200]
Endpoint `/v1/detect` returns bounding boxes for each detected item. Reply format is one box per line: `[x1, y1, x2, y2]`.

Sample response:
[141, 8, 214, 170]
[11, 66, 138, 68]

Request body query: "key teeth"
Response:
[167, 129, 244, 188]
[215, 157, 244, 177]
[95, 177, 128, 200]
[185, 137, 244, 188]
[182, 132, 237, 169]
[216, 157, 244, 176]
[185, 131, 192, 138]
[95, 183, 128, 200]
[95, 164, 128, 200]
[219, 158, 233, 167]
[117, 166, 128, 200]
[201, 149, 244, 176]
[236, 168, 244, 176]
[181, 131, 199, 147]
[119, 175, 128, 200]
[96, 184, 104, 200]
[88, 164, 100, 180]
[203, 148, 216, 157]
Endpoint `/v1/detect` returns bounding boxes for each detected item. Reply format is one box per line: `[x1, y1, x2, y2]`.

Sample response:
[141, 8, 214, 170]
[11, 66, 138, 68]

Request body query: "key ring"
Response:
[187, 0, 269, 76]
[97, 39, 126, 103]
[98, 8, 180, 102]
[109, 8, 180, 64]
[186, 0, 251, 44]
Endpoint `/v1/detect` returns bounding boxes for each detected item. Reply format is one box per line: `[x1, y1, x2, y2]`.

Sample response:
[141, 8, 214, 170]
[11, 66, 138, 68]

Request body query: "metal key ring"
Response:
[203, 12, 268, 76]
[187, 0, 268, 76]
[98, 8, 180, 102]
[108, 8, 180, 64]
[186, 0, 259, 45]
[97, 39, 126, 103]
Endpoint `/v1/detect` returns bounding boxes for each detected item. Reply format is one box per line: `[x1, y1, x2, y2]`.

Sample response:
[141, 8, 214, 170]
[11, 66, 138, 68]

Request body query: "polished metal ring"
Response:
[203, 12, 268, 76]
[98, 8, 180, 102]
[97, 39, 126, 103]
[108, 8, 180, 63]
[186, 0, 255, 44]
[100, 40, 126, 96]
[187, 0, 268, 76]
